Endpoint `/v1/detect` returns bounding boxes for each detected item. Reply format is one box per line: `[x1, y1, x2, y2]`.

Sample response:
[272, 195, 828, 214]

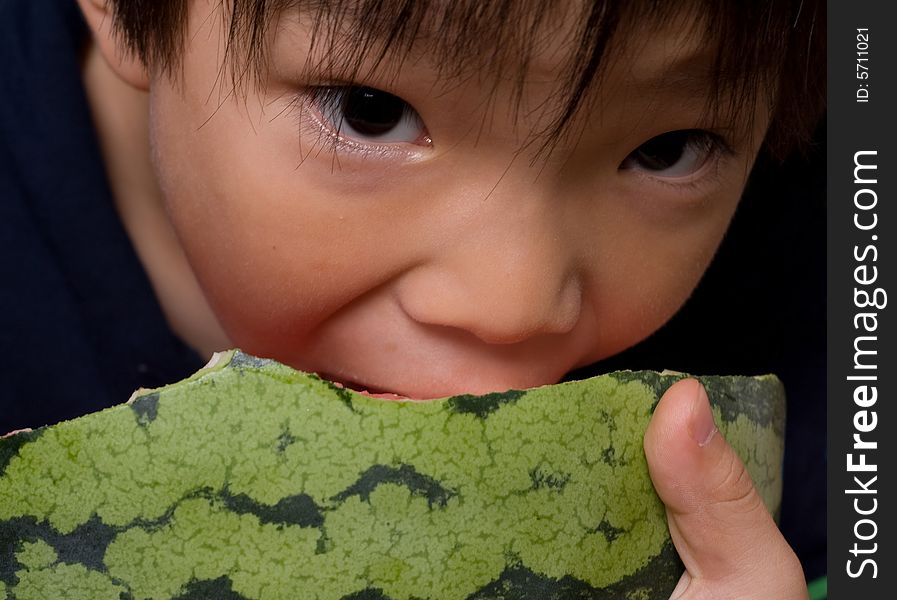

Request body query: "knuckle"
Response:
[688, 551, 807, 600]
[708, 449, 763, 516]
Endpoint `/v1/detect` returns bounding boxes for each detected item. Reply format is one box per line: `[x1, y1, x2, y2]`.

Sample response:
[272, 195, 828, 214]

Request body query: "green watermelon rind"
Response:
[0, 350, 784, 600]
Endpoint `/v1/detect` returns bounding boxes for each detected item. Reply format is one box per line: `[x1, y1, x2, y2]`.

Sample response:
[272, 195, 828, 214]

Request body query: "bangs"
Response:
[111, 0, 825, 159]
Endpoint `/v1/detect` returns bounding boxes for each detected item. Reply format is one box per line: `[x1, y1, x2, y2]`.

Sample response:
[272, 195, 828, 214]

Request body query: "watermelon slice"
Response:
[0, 350, 785, 599]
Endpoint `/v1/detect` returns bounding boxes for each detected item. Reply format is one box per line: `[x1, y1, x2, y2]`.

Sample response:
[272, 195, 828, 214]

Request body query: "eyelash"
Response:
[295, 86, 430, 161]
[622, 130, 736, 192]
[294, 84, 738, 193]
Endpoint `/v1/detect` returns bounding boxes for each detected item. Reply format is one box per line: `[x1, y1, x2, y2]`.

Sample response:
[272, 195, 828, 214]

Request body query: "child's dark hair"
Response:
[107, 0, 825, 160]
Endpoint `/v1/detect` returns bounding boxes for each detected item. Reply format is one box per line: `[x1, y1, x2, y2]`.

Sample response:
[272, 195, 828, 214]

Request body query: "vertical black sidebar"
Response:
[828, 1, 896, 597]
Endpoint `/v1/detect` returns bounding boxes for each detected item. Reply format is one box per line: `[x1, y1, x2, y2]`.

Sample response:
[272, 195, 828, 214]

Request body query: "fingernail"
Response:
[689, 380, 717, 447]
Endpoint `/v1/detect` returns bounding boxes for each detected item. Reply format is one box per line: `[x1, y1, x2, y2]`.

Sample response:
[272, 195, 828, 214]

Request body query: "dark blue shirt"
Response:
[0, 0, 204, 433]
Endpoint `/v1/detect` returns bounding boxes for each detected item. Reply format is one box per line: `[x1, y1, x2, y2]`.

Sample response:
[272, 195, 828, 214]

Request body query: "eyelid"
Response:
[621, 130, 733, 177]
[297, 85, 432, 160]
[619, 130, 738, 197]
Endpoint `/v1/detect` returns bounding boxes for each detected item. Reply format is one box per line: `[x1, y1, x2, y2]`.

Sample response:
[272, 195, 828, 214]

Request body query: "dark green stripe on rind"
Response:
[0, 515, 117, 588]
[172, 576, 250, 600]
[528, 468, 571, 491]
[340, 588, 392, 600]
[0, 430, 42, 478]
[306, 373, 358, 413]
[468, 541, 681, 599]
[699, 375, 785, 436]
[0, 487, 326, 590]
[219, 488, 325, 529]
[607, 371, 785, 431]
[130, 393, 160, 427]
[594, 520, 626, 543]
[331, 464, 457, 509]
[446, 390, 525, 418]
[228, 352, 277, 370]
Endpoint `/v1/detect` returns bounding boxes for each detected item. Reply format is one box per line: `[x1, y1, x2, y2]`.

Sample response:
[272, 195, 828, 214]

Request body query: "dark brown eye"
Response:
[341, 87, 404, 135]
[620, 130, 724, 177]
[312, 86, 428, 144]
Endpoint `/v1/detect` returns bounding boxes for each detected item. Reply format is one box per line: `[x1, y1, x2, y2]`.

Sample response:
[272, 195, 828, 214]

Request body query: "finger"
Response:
[2, 428, 33, 439]
[643, 378, 806, 598]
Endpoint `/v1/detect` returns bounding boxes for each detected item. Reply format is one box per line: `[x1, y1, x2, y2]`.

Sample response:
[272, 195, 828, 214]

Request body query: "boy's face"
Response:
[149, 3, 769, 399]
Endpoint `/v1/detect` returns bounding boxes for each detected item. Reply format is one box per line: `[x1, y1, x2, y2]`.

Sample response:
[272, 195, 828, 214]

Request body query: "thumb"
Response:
[643, 378, 806, 599]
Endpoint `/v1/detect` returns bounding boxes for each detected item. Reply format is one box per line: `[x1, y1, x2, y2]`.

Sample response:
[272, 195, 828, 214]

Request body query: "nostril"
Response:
[463, 319, 545, 345]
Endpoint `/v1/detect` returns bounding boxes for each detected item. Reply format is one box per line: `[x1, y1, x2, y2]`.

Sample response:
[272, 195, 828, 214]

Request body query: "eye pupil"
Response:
[342, 87, 405, 136]
[632, 131, 688, 171]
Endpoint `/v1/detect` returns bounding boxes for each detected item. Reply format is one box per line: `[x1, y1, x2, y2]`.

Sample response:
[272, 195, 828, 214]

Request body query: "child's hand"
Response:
[644, 378, 808, 599]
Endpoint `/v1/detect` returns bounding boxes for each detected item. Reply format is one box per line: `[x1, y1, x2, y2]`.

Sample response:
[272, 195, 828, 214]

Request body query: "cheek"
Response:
[574, 187, 743, 365]
[149, 82, 429, 359]
[148, 89, 312, 346]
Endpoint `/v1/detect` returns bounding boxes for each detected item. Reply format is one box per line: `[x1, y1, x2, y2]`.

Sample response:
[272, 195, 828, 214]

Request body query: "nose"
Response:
[395, 183, 583, 345]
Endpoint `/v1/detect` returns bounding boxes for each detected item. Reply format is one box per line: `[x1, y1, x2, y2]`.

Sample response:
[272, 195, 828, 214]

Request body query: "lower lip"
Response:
[320, 374, 414, 401]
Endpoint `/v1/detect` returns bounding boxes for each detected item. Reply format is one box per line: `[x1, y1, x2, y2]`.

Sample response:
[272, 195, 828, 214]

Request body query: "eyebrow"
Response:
[631, 58, 720, 99]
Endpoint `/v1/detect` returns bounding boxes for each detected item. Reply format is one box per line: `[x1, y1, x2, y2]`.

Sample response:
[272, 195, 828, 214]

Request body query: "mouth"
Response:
[317, 373, 414, 401]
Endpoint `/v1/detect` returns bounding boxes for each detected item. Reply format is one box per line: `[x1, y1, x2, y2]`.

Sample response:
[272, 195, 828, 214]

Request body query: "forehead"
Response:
[281, 0, 714, 79]
[267, 1, 734, 144]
